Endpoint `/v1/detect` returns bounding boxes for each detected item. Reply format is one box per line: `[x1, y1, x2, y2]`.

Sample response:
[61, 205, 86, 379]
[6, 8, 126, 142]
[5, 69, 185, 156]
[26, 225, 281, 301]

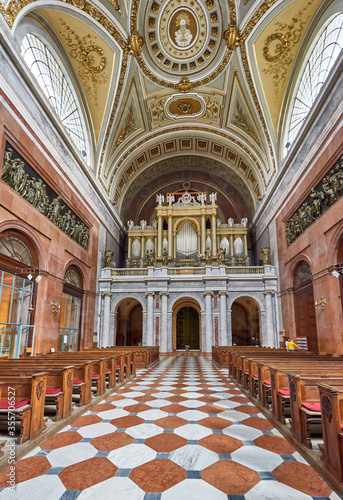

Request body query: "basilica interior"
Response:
[0, 0, 343, 497]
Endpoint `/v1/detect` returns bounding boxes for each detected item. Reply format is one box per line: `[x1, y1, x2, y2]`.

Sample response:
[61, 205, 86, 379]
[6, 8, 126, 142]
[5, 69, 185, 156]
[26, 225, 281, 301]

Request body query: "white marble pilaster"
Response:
[204, 291, 213, 353]
[102, 292, 112, 348]
[160, 292, 169, 354]
[264, 290, 275, 347]
[146, 292, 155, 346]
[219, 291, 228, 345]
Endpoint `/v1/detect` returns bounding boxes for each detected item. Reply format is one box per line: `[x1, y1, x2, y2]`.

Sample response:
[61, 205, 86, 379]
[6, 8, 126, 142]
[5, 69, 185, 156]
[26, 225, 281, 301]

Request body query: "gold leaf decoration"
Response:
[262, 1, 314, 99]
[113, 104, 137, 151]
[59, 19, 109, 109]
[232, 101, 260, 145]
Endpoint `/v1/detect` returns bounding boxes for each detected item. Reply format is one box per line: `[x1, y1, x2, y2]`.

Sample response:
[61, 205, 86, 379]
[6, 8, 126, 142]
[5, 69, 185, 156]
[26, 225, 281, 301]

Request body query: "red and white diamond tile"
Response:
[0, 356, 340, 499]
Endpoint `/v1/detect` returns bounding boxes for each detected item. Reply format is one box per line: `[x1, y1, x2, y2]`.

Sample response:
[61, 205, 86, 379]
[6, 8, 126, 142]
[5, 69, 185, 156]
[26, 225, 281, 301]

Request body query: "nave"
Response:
[0, 356, 339, 499]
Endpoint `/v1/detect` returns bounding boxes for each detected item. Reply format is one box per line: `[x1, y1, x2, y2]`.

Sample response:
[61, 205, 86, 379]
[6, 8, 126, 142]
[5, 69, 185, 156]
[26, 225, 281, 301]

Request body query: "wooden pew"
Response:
[318, 383, 343, 481]
[0, 373, 47, 443]
[287, 373, 343, 448]
[0, 363, 74, 420]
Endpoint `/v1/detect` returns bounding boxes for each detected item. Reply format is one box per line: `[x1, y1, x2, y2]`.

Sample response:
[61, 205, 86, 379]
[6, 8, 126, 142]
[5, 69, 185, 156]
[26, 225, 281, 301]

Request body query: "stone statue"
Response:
[162, 249, 168, 266]
[152, 219, 158, 229]
[216, 218, 221, 228]
[261, 246, 271, 266]
[228, 218, 234, 227]
[209, 192, 217, 205]
[205, 249, 212, 265]
[197, 192, 206, 205]
[140, 220, 147, 229]
[146, 249, 155, 266]
[127, 220, 134, 229]
[167, 194, 175, 206]
[105, 249, 114, 268]
[241, 218, 248, 227]
[156, 194, 164, 206]
[218, 247, 226, 264]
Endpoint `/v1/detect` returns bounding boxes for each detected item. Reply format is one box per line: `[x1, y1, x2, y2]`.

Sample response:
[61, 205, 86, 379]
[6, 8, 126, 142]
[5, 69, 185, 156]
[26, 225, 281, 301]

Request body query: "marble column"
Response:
[102, 292, 112, 348]
[128, 236, 132, 260]
[157, 216, 162, 258]
[160, 292, 169, 353]
[227, 309, 232, 345]
[204, 291, 213, 353]
[168, 215, 173, 258]
[146, 292, 155, 346]
[201, 214, 206, 254]
[219, 291, 228, 345]
[264, 291, 275, 347]
[211, 213, 217, 256]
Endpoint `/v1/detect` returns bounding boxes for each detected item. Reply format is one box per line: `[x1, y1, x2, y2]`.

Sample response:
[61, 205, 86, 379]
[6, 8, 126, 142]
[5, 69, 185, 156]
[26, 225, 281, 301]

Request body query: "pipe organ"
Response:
[126, 189, 249, 267]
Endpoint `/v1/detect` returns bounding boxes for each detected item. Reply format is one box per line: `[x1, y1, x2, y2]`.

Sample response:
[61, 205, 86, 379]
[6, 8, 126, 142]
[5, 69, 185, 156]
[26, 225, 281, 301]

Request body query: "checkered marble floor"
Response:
[0, 356, 340, 499]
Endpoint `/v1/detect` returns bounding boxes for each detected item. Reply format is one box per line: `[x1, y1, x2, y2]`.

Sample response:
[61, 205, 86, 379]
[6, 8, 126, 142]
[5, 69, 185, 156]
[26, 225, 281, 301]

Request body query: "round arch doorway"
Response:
[173, 297, 201, 351]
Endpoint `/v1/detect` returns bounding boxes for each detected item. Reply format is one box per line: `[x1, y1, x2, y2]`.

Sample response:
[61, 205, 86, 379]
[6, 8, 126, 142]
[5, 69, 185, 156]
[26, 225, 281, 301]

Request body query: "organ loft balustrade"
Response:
[125, 188, 249, 269]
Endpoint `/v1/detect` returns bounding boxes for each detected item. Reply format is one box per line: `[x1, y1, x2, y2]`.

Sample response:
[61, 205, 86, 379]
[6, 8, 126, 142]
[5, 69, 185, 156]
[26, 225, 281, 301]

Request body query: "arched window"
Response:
[0, 233, 37, 357]
[60, 266, 83, 352]
[21, 33, 86, 154]
[288, 14, 343, 145]
[295, 262, 312, 286]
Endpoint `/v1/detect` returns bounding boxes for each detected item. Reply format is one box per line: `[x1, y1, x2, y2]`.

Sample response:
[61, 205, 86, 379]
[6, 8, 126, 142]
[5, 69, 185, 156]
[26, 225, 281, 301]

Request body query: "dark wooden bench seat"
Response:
[0, 373, 47, 444]
[318, 383, 343, 481]
[0, 363, 74, 421]
[287, 373, 343, 449]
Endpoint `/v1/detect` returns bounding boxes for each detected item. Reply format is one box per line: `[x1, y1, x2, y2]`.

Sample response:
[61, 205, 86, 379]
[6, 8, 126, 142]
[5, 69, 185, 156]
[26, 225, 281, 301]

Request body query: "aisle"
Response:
[0, 356, 339, 499]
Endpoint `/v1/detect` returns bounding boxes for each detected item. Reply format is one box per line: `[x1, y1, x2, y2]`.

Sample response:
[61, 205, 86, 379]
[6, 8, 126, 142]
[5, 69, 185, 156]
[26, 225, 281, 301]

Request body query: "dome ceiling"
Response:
[1, 0, 330, 222]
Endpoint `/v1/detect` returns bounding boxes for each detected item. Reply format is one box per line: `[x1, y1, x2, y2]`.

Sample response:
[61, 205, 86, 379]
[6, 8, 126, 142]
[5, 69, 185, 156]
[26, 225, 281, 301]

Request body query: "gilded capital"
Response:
[177, 77, 194, 94]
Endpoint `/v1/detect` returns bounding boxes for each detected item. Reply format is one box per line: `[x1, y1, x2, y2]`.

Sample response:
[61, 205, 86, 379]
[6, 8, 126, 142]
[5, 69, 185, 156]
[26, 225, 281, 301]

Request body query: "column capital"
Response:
[218, 291, 228, 297]
[159, 291, 169, 297]
[146, 291, 155, 297]
[263, 290, 275, 296]
[204, 291, 214, 297]
[102, 292, 112, 298]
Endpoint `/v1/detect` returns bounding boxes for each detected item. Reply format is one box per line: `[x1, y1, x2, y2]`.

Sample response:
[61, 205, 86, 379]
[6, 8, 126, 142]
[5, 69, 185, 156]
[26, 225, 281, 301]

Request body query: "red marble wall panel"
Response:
[275, 118, 343, 354]
[0, 93, 99, 354]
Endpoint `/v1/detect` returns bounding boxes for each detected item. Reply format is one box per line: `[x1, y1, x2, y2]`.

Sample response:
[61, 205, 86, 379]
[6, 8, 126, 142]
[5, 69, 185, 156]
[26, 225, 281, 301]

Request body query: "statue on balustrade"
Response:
[162, 249, 168, 266]
[146, 249, 155, 266]
[205, 249, 212, 265]
[105, 249, 114, 268]
[218, 247, 226, 265]
[260, 246, 271, 265]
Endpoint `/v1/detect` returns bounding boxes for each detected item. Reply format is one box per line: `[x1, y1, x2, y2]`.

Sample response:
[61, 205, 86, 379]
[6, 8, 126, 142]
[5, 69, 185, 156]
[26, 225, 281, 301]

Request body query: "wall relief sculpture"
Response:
[285, 155, 343, 246]
[2, 145, 89, 249]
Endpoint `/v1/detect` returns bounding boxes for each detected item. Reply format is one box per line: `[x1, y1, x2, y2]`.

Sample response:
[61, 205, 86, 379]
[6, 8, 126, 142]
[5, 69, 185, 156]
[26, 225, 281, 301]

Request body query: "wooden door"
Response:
[176, 307, 199, 349]
[294, 283, 318, 351]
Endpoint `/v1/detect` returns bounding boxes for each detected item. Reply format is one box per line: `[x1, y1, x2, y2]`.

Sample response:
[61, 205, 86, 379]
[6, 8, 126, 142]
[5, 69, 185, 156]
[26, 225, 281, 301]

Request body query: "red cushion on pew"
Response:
[131, 362, 133, 364]
[92, 374, 100, 378]
[302, 402, 321, 412]
[253, 374, 258, 379]
[264, 380, 271, 386]
[73, 379, 84, 385]
[279, 390, 290, 396]
[234, 364, 236, 367]
[116, 365, 121, 369]
[0, 399, 30, 409]
[124, 363, 127, 367]
[105, 370, 111, 373]
[245, 370, 249, 374]
[341, 424, 343, 430]
[46, 387, 62, 395]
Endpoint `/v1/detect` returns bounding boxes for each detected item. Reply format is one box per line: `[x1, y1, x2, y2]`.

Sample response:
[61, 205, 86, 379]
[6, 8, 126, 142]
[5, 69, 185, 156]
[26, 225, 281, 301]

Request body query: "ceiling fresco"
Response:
[0, 0, 333, 221]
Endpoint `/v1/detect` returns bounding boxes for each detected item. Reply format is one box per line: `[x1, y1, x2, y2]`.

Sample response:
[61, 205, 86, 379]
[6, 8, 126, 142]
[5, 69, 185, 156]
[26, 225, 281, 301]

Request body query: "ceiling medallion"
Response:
[165, 93, 206, 119]
[132, 0, 231, 91]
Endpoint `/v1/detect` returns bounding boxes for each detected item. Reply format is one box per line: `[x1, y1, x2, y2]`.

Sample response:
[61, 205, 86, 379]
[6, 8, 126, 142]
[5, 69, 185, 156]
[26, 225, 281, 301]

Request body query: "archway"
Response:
[231, 297, 260, 346]
[293, 261, 318, 351]
[0, 230, 39, 357]
[116, 298, 143, 346]
[172, 297, 201, 351]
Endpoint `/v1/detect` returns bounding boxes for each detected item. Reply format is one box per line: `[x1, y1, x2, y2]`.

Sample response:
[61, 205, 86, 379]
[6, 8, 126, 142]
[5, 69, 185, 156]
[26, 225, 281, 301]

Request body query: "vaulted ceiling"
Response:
[1, 0, 329, 222]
